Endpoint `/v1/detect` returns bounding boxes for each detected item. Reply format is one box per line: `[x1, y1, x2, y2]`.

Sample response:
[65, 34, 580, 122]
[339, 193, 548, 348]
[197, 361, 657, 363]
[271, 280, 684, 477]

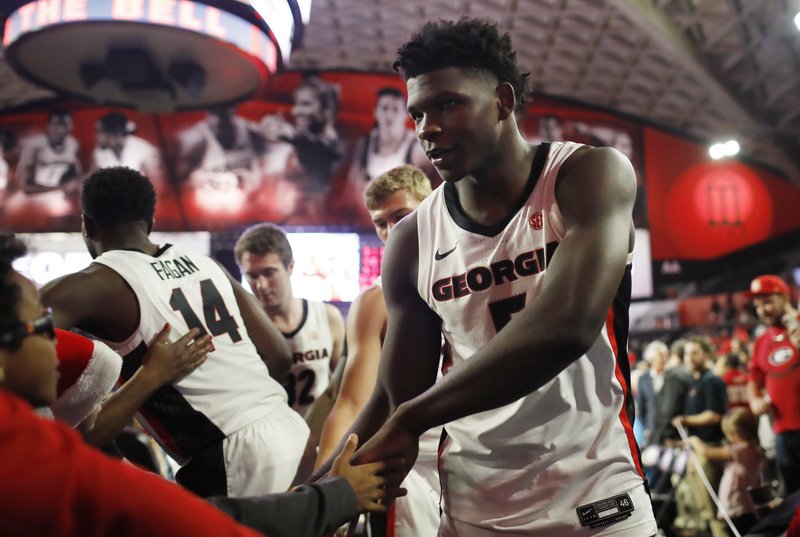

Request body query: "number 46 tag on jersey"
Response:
[576, 493, 634, 529]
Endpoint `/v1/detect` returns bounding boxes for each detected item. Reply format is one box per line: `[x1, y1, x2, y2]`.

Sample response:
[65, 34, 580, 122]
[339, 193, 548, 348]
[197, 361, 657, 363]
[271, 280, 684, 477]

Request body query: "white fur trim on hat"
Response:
[50, 341, 122, 427]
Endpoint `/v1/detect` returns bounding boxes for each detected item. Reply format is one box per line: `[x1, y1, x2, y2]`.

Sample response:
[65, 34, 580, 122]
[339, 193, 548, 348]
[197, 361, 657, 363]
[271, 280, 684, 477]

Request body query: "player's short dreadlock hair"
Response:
[81, 166, 156, 228]
[393, 18, 530, 105]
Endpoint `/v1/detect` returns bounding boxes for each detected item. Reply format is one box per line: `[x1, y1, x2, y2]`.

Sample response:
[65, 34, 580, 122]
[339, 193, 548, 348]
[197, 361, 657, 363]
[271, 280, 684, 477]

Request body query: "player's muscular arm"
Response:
[312, 215, 442, 478]
[41, 265, 139, 340]
[387, 147, 637, 438]
[317, 287, 387, 465]
[221, 264, 292, 382]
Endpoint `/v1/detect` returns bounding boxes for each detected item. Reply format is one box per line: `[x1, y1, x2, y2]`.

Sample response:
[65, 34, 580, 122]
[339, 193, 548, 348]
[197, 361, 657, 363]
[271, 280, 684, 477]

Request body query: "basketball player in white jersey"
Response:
[316, 164, 442, 537]
[261, 76, 342, 224]
[92, 111, 184, 229]
[345, 88, 433, 227]
[318, 19, 657, 536]
[41, 166, 310, 499]
[348, 88, 429, 185]
[92, 112, 162, 182]
[176, 106, 267, 223]
[234, 223, 344, 447]
[15, 109, 82, 194]
[8, 109, 82, 225]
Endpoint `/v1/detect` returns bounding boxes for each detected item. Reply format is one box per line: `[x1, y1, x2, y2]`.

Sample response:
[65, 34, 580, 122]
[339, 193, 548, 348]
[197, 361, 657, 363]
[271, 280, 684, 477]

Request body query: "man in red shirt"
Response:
[748, 274, 800, 496]
[720, 354, 750, 410]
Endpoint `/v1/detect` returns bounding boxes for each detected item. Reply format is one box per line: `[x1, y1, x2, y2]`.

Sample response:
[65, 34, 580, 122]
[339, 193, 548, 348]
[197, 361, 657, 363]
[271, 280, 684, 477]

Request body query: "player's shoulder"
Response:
[388, 209, 420, 250]
[43, 262, 116, 292]
[41, 263, 130, 321]
[353, 284, 385, 310]
[65, 136, 80, 151]
[559, 145, 631, 179]
[322, 301, 344, 321]
[555, 145, 636, 209]
[348, 285, 387, 326]
[27, 133, 48, 146]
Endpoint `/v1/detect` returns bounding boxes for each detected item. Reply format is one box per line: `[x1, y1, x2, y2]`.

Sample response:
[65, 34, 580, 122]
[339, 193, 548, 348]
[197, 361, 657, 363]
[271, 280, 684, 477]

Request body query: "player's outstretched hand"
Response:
[142, 324, 212, 386]
[354, 417, 419, 477]
[330, 433, 407, 513]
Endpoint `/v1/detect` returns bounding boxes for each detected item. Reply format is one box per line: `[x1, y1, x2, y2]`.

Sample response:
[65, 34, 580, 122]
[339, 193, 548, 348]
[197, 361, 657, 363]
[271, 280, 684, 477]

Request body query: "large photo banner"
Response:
[0, 71, 656, 233]
[0, 71, 440, 232]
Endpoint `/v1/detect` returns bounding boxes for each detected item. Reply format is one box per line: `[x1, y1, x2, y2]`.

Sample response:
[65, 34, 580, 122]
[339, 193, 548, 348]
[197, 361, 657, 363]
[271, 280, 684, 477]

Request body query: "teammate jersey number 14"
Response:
[170, 279, 242, 342]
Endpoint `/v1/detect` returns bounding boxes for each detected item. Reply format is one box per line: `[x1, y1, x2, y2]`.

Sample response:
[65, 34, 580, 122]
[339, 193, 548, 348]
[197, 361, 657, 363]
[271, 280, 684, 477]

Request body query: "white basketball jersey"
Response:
[283, 300, 335, 415]
[93, 135, 157, 172]
[93, 245, 289, 463]
[29, 135, 79, 188]
[189, 119, 259, 191]
[416, 142, 655, 535]
[363, 129, 417, 181]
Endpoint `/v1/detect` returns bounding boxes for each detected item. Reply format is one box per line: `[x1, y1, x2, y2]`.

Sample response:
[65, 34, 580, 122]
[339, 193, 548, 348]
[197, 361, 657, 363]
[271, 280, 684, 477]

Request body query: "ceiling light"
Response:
[709, 140, 740, 159]
[795, 11, 800, 31]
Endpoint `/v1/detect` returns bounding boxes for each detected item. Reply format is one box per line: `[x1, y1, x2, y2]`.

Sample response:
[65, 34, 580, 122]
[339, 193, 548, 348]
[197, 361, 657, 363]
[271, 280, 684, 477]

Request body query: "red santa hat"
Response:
[50, 329, 122, 427]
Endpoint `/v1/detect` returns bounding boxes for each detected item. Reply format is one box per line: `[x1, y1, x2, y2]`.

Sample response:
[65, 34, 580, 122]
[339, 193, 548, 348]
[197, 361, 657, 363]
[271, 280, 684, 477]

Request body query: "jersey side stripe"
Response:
[121, 341, 225, 459]
[387, 502, 397, 537]
[606, 267, 646, 480]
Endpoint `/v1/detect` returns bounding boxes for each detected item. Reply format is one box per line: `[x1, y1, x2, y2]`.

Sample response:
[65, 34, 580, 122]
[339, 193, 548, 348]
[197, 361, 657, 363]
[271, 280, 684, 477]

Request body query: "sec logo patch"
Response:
[529, 211, 543, 230]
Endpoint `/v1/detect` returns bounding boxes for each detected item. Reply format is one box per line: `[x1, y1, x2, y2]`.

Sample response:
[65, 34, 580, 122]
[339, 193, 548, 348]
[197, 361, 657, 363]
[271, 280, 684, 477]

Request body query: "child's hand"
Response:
[330, 433, 407, 512]
[142, 324, 212, 386]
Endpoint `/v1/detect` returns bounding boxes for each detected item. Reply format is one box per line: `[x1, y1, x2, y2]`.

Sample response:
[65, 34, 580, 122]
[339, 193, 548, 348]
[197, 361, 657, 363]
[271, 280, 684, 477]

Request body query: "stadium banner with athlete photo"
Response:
[1, 70, 795, 244]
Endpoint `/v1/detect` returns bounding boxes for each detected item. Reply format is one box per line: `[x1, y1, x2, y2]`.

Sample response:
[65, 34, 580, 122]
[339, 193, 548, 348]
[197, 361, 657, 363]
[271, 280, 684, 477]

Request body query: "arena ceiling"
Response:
[2, 0, 799, 185]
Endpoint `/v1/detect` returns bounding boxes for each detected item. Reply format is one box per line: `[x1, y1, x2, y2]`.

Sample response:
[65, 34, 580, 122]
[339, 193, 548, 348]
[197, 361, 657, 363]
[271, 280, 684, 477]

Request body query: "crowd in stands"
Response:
[629, 275, 800, 537]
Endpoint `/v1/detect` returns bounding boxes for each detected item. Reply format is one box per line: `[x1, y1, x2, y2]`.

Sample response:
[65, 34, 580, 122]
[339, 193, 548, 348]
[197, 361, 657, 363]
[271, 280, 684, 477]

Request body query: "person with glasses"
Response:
[0, 274, 59, 408]
[0, 232, 405, 537]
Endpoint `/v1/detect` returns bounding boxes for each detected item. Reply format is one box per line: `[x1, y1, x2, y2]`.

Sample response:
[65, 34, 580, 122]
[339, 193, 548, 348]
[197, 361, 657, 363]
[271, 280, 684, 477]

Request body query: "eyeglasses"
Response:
[0, 313, 56, 347]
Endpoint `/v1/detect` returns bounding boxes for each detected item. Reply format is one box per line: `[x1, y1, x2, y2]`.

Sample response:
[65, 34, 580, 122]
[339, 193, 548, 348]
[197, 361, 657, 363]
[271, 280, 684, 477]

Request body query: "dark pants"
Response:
[775, 429, 800, 496]
[728, 513, 757, 536]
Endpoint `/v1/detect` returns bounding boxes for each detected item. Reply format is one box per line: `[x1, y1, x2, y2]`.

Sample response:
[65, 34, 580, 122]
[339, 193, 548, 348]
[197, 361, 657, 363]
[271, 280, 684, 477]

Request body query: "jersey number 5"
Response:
[170, 279, 242, 342]
[488, 293, 526, 332]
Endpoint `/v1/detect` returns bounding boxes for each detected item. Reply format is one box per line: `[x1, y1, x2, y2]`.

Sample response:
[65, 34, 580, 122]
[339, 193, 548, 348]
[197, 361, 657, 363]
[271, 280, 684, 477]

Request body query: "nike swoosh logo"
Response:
[434, 245, 457, 261]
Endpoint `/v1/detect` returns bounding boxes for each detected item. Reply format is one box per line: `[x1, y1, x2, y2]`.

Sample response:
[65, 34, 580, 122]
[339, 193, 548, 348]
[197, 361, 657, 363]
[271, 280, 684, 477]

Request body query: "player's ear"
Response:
[81, 214, 97, 239]
[287, 259, 294, 275]
[495, 82, 516, 121]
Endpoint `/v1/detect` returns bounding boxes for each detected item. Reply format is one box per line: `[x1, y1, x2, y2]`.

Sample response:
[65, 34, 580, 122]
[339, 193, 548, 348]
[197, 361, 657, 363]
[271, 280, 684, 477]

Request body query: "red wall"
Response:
[645, 128, 799, 260]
